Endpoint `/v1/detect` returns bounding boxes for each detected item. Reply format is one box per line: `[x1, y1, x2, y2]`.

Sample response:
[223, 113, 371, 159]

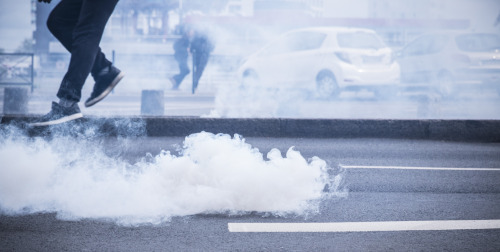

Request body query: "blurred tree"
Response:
[115, 0, 179, 35]
[113, 0, 230, 36]
[117, 0, 178, 12]
[181, 0, 229, 13]
[16, 38, 34, 53]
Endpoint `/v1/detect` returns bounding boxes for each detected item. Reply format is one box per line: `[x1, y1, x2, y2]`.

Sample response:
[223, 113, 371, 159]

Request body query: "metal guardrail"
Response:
[0, 53, 34, 92]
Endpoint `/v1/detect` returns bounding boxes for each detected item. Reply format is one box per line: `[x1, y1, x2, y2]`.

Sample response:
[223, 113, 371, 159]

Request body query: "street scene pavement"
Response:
[2, 83, 500, 119]
[1, 133, 499, 251]
[2, 1, 500, 251]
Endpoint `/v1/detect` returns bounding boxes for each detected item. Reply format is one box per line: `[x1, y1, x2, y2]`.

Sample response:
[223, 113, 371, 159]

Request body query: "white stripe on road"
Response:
[340, 165, 500, 171]
[228, 220, 500, 233]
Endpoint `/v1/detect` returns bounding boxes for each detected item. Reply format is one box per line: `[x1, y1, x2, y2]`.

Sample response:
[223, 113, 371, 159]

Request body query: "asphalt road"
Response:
[1, 136, 500, 251]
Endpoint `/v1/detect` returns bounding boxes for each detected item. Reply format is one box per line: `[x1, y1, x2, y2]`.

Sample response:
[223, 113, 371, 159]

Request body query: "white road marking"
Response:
[340, 165, 500, 171]
[228, 220, 500, 232]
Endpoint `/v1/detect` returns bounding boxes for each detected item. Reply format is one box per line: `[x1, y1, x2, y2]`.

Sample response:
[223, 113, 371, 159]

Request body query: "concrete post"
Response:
[141, 90, 164, 115]
[3, 87, 29, 114]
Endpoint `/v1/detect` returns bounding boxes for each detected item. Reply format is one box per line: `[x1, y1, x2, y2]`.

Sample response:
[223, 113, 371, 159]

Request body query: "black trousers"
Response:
[172, 53, 190, 87]
[193, 52, 209, 90]
[47, 0, 118, 102]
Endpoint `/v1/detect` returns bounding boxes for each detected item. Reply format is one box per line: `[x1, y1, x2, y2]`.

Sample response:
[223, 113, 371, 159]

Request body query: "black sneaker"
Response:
[85, 65, 124, 107]
[29, 102, 83, 127]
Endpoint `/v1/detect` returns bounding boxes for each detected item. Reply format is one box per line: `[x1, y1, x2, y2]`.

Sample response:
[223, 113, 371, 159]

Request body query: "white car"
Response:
[397, 31, 500, 96]
[237, 27, 400, 98]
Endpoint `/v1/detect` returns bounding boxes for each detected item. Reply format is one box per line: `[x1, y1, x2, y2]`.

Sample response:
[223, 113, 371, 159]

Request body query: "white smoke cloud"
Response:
[0, 128, 341, 225]
[205, 84, 308, 118]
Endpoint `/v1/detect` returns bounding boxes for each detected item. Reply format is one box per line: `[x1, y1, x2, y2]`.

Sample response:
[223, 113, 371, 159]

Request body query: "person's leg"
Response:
[192, 53, 209, 91]
[56, 0, 118, 103]
[46, 0, 80, 52]
[31, 0, 118, 126]
[172, 54, 190, 88]
[47, 0, 112, 84]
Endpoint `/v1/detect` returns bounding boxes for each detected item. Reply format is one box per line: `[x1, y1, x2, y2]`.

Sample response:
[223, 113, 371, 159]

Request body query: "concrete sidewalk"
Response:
[1, 115, 499, 142]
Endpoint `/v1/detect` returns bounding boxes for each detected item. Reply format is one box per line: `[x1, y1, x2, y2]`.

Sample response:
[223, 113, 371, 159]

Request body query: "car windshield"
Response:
[337, 32, 385, 49]
[260, 31, 327, 55]
[455, 33, 500, 52]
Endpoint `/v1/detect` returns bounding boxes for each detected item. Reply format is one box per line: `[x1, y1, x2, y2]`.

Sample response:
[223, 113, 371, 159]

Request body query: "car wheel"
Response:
[435, 72, 455, 98]
[316, 71, 339, 99]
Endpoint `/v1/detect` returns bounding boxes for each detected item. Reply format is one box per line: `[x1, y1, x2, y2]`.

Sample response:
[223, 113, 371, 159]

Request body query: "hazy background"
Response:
[0, 0, 499, 226]
[1, 0, 499, 51]
[1, 0, 500, 119]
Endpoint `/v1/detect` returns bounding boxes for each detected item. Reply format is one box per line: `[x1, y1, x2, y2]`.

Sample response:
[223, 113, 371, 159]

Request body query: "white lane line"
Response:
[228, 220, 500, 233]
[340, 165, 500, 171]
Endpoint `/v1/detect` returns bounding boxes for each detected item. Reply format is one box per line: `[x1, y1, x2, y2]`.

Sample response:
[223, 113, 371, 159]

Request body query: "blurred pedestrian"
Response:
[190, 30, 215, 93]
[170, 26, 194, 90]
[169, 26, 214, 93]
[31, 0, 123, 126]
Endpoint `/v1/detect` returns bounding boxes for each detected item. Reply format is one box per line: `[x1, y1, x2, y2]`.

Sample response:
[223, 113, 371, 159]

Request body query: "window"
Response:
[287, 32, 326, 51]
[427, 35, 448, 54]
[403, 34, 448, 56]
[455, 33, 500, 52]
[261, 31, 326, 55]
[337, 32, 385, 50]
[402, 35, 432, 56]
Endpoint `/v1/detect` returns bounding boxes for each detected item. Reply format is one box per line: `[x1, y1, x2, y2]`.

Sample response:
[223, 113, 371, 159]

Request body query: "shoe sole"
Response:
[85, 71, 124, 107]
[29, 113, 84, 127]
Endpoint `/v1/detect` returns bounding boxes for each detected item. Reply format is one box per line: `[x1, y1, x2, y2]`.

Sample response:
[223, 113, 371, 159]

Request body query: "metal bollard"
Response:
[3, 87, 29, 114]
[141, 90, 164, 115]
